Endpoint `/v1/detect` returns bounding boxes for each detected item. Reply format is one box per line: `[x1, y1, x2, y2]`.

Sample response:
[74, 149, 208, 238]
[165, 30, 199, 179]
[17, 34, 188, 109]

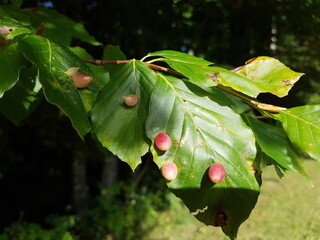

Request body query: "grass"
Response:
[146, 160, 320, 240]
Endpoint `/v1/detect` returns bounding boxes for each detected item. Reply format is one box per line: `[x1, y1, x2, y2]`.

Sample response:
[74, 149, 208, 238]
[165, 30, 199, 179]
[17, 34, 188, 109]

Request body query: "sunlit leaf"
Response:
[279, 105, 320, 161]
[234, 57, 304, 97]
[145, 73, 259, 239]
[147, 51, 304, 98]
[91, 60, 156, 169]
[244, 115, 310, 180]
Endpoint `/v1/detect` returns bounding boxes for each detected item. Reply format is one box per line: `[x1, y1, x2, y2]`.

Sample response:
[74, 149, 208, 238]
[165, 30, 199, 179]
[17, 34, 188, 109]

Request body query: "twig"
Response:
[81, 58, 130, 65]
[82, 58, 287, 114]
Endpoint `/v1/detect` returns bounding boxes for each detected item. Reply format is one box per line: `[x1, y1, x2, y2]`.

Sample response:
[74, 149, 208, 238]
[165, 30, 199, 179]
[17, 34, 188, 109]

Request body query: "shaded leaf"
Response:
[244, 115, 310, 180]
[28, 7, 100, 46]
[26, 7, 100, 46]
[0, 66, 42, 125]
[102, 44, 127, 74]
[0, 39, 28, 97]
[187, 84, 250, 114]
[145, 73, 259, 239]
[69, 46, 110, 87]
[103, 44, 127, 61]
[1, 6, 100, 46]
[0, 6, 31, 27]
[17, 35, 97, 137]
[12, 0, 23, 7]
[279, 105, 320, 161]
[0, 16, 31, 38]
[91, 60, 156, 169]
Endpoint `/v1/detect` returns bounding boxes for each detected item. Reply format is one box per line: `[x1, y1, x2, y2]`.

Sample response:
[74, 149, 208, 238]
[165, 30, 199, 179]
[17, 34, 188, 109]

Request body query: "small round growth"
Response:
[208, 163, 226, 183]
[72, 72, 93, 88]
[161, 161, 178, 181]
[123, 94, 138, 107]
[155, 133, 172, 151]
[65, 67, 80, 77]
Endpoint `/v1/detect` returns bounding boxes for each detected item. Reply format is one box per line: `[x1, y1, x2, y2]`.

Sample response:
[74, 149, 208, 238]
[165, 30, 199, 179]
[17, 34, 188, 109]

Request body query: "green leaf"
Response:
[279, 105, 320, 161]
[1, 6, 100, 46]
[0, 5, 31, 25]
[69, 46, 110, 87]
[0, 39, 28, 97]
[0, 16, 32, 38]
[244, 115, 309, 179]
[188, 84, 250, 114]
[0, 66, 42, 125]
[146, 50, 213, 66]
[29, 8, 101, 46]
[17, 35, 96, 138]
[103, 45, 127, 61]
[145, 73, 259, 239]
[102, 45, 127, 74]
[91, 60, 156, 169]
[234, 57, 304, 97]
[147, 52, 304, 98]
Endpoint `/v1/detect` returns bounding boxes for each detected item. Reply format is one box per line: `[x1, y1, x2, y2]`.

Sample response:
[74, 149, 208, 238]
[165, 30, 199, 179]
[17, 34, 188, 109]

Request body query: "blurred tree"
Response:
[1, 0, 320, 238]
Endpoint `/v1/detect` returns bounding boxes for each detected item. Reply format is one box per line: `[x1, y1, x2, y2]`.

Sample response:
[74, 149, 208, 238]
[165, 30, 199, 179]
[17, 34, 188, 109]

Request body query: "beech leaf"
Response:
[146, 73, 260, 239]
[279, 105, 320, 161]
[91, 60, 156, 170]
[17, 35, 96, 138]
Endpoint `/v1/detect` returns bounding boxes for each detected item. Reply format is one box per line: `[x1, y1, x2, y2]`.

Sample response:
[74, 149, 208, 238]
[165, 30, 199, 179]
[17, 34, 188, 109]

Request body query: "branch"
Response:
[81, 58, 184, 77]
[81, 58, 130, 65]
[82, 58, 287, 114]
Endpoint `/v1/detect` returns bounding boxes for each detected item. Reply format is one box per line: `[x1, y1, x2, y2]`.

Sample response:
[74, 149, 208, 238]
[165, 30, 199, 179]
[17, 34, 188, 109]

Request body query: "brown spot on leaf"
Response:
[207, 73, 220, 83]
[214, 211, 228, 227]
[282, 80, 294, 86]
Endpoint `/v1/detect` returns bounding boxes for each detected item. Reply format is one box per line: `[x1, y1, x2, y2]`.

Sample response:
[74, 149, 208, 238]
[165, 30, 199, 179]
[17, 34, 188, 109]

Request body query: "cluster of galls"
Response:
[155, 133, 226, 183]
[65, 68, 226, 184]
[66, 67, 139, 107]
[66, 67, 93, 88]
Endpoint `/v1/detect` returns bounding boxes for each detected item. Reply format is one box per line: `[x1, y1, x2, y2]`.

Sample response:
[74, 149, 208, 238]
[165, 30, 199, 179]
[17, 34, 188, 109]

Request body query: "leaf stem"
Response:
[82, 57, 184, 76]
[216, 85, 286, 113]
